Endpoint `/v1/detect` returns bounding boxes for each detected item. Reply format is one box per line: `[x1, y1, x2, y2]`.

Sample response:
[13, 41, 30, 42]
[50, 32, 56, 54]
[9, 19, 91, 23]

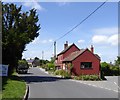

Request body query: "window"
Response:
[81, 62, 92, 69]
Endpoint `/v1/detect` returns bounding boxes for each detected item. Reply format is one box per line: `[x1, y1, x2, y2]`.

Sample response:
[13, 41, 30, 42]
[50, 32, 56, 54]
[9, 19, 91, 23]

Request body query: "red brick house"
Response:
[55, 41, 101, 76]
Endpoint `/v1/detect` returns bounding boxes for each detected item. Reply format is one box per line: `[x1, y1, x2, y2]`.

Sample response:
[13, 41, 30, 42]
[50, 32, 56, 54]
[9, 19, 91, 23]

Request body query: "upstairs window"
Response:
[81, 62, 92, 69]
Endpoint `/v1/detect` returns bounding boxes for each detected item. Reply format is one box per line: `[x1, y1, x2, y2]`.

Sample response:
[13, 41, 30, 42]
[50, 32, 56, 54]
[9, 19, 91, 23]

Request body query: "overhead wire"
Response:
[44, 0, 108, 59]
[55, 0, 108, 42]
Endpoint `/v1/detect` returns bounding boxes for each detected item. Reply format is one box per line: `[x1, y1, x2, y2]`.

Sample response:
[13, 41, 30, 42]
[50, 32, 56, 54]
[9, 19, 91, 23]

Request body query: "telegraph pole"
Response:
[54, 41, 56, 60]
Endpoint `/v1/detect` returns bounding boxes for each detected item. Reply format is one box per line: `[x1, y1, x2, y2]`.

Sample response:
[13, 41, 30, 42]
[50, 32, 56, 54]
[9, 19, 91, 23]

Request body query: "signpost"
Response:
[0, 64, 8, 76]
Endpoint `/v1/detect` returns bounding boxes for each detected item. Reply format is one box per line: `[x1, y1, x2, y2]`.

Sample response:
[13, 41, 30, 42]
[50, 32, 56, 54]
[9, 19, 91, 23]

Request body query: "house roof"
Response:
[63, 49, 100, 62]
[94, 54, 101, 60]
[27, 59, 34, 63]
[63, 49, 86, 62]
[57, 43, 80, 56]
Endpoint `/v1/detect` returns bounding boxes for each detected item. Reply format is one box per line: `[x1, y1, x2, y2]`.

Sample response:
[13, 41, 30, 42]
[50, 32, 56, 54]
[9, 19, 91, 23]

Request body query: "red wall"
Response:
[57, 54, 63, 68]
[63, 45, 79, 59]
[72, 50, 100, 76]
[57, 44, 79, 69]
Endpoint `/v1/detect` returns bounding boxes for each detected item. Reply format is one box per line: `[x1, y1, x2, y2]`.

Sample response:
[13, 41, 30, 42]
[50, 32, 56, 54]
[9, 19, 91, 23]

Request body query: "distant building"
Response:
[55, 41, 101, 76]
[27, 59, 34, 67]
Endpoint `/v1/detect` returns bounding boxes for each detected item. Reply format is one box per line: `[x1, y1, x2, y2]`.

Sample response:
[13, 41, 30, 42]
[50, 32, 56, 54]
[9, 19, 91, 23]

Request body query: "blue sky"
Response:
[11, 1, 118, 63]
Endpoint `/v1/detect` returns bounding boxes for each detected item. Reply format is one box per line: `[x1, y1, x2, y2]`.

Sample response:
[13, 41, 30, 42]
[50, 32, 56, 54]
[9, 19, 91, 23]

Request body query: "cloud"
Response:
[108, 34, 118, 46]
[57, 2, 69, 6]
[48, 39, 54, 42]
[23, 0, 45, 11]
[93, 27, 118, 35]
[41, 40, 47, 44]
[78, 39, 85, 43]
[31, 38, 54, 44]
[92, 27, 119, 46]
[92, 35, 108, 44]
[92, 34, 119, 46]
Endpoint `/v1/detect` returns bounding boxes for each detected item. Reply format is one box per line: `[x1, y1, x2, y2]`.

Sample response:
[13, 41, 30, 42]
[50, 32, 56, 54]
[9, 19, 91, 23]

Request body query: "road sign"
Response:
[0, 64, 8, 76]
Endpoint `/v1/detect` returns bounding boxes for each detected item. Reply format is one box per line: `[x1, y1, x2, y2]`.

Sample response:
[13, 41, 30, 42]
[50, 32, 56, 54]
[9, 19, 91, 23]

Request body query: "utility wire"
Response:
[44, 0, 108, 58]
[43, 42, 53, 59]
[55, 0, 108, 42]
[44, 42, 54, 52]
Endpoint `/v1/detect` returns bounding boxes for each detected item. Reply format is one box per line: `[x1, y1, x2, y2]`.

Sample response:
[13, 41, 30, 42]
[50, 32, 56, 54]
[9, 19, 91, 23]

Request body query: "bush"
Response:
[47, 63, 55, 71]
[54, 70, 71, 78]
[82, 75, 90, 80]
[89, 75, 100, 81]
[101, 62, 120, 76]
[110, 66, 120, 76]
[74, 75, 100, 81]
[74, 76, 82, 80]
[64, 71, 71, 79]
[54, 70, 65, 76]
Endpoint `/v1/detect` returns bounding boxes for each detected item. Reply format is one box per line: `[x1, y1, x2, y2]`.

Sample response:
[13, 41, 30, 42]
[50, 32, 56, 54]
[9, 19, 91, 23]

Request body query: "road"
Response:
[19, 67, 118, 99]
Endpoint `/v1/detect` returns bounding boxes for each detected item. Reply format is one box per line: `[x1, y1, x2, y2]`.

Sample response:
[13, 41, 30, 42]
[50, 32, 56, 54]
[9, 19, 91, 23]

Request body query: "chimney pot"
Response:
[91, 45, 94, 53]
[64, 41, 68, 49]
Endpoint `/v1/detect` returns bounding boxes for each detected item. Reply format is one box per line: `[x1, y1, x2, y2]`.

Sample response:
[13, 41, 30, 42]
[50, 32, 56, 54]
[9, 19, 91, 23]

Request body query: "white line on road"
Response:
[69, 79, 119, 93]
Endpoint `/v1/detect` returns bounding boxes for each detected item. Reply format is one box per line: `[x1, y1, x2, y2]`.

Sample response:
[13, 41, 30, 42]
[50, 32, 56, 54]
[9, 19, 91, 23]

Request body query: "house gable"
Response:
[63, 49, 100, 62]
[72, 49, 100, 75]
[57, 43, 80, 56]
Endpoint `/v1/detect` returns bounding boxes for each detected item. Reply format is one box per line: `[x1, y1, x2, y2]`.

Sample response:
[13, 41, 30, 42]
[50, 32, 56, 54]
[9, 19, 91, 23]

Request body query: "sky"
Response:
[5, 1, 119, 63]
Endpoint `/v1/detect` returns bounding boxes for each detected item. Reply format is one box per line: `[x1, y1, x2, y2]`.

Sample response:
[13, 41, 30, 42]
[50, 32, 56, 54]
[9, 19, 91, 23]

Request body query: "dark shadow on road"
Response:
[18, 72, 33, 75]
[20, 75, 69, 83]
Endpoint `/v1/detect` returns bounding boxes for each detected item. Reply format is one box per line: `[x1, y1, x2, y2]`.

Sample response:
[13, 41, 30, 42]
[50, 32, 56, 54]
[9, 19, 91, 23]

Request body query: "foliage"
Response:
[74, 75, 100, 81]
[17, 59, 29, 69]
[54, 70, 71, 78]
[74, 76, 82, 80]
[39, 60, 49, 66]
[18, 59, 28, 66]
[2, 3, 40, 75]
[47, 63, 55, 71]
[110, 66, 120, 76]
[69, 63, 73, 75]
[115, 56, 120, 66]
[101, 62, 120, 76]
[32, 57, 40, 67]
[2, 76, 26, 100]
[50, 57, 55, 63]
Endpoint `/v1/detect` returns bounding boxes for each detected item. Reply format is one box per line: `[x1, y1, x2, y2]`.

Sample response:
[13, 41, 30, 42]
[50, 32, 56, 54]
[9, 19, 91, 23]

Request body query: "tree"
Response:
[32, 57, 40, 67]
[115, 56, 120, 66]
[100, 62, 111, 76]
[2, 3, 40, 75]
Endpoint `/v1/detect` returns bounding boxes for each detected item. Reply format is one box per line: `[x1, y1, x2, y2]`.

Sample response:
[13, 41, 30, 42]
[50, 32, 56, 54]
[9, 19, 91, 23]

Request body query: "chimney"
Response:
[91, 45, 94, 53]
[64, 41, 68, 49]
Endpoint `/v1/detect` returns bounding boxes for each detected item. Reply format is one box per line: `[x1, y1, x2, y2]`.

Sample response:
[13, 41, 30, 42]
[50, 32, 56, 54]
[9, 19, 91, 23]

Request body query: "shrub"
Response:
[54, 70, 65, 76]
[54, 70, 71, 78]
[89, 75, 99, 81]
[74, 75, 100, 81]
[101, 62, 120, 76]
[47, 63, 55, 71]
[74, 76, 81, 80]
[64, 71, 71, 78]
[82, 75, 90, 80]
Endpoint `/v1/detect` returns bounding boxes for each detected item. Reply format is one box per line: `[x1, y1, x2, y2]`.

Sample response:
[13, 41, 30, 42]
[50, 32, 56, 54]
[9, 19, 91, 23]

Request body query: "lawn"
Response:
[2, 75, 26, 100]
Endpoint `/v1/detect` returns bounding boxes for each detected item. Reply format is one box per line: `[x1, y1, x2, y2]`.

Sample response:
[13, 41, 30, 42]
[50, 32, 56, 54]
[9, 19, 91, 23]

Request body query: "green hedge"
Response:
[101, 62, 120, 76]
[74, 75, 100, 81]
[54, 70, 71, 78]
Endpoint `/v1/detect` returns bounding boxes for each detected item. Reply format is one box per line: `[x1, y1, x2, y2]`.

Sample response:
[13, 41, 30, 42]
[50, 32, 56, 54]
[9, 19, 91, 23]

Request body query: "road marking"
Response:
[69, 79, 119, 93]
[114, 82, 120, 91]
[38, 68, 119, 93]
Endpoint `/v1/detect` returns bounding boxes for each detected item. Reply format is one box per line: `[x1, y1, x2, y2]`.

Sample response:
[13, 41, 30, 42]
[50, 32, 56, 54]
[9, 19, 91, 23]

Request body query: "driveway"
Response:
[19, 67, 118, 99]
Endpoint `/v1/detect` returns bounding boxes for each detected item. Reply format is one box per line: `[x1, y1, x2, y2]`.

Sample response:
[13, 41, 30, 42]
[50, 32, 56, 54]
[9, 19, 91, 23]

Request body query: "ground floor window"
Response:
[81, 62, 92, 69]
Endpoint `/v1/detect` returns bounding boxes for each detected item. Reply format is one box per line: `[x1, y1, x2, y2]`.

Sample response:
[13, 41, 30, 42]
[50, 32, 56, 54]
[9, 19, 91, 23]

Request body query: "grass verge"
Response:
[2, 74, 26, 100]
